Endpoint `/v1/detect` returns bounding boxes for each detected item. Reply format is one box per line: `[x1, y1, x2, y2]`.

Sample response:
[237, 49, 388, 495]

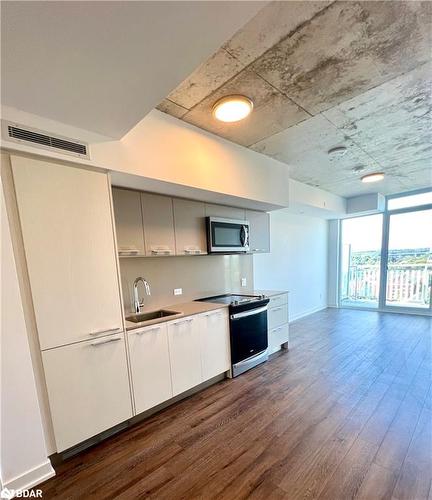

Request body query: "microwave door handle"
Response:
[241, 225, 249, 248]
[240, 225, 246, 246]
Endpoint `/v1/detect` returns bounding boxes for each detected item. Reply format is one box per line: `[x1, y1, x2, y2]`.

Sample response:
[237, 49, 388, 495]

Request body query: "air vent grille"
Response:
[4, 122, 89, 158]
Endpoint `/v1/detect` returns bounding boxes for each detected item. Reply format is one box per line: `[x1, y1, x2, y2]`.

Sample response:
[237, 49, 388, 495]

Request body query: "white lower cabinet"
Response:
[167, 317, 203, 396]
[41, 333, 132, 452]
[267, 293, 289, 354]
[200, 310, 230, 380]
[128, 323, 173, 414]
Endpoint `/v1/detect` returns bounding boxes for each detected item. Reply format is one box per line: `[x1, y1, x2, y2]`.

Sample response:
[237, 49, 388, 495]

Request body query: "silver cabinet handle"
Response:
[174, 318, 193, 326]
[271, 307, 283, 312]
[89, 327, 121, 336]
[90, 336, 122, 346]
[135, 326, 161, 335]
[205, 310, 224, 317]
[151, 249, 172, 255]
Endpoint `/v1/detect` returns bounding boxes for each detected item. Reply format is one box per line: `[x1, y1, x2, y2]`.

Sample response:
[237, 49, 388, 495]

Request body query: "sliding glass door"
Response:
[339, 189, 432, 314]
[383, 208, 432, 311]
[340, 214, 383, 308]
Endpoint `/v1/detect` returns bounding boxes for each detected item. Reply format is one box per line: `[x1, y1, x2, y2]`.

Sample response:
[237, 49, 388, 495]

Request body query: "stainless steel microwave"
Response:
[206, 217, 250, 253]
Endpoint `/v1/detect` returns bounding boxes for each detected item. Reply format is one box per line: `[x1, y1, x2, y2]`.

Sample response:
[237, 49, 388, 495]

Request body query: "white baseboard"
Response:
[3, 459, 55, 494]
[289, 305, 327, 323]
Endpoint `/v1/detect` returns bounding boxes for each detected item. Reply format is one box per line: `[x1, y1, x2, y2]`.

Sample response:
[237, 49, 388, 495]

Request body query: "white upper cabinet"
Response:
[173, 198, 207, 255]
[246, 210, 270, 253]
[112, 188, 145, 256]
[141, 193, 175, 256]
[205, 203, 245, 220]
[167, 316, 202, 396]
[200, 310, 230, 381]
[128, 323, 173, 414]
[11, 156, 123, 350]
[42, 333, 132, 451]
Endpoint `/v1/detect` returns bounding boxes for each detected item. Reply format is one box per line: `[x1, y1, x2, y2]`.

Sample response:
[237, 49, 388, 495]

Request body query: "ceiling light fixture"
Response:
[212, 95, 253, 122]
[327, 146, 348, 158]
[361, 172, 385, 183]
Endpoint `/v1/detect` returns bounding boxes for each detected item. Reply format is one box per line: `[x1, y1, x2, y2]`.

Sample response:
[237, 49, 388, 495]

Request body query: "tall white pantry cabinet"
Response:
[11, 155, 132, 452]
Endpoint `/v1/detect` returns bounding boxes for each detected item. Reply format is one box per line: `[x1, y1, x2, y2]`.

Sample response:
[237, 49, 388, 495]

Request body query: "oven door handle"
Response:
[230, 305, 267, 320]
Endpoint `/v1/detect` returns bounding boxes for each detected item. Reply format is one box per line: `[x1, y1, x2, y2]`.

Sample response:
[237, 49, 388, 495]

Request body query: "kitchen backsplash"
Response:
[119, 254, 254, 313]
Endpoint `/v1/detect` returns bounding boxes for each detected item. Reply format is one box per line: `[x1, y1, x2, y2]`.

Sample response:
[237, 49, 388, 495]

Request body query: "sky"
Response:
[342, 210, 432, 252]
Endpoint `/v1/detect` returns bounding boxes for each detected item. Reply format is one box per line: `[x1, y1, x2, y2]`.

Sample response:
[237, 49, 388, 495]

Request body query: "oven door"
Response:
[207, 217, 249, 253]
[230, 306, 268, 364]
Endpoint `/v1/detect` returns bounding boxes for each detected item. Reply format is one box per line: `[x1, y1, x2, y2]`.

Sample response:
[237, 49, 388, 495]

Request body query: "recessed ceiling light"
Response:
[353, 165, 365, 172]
[212, 95, 253, 122]
[361, 172, 385, 183]
[328, 146, 348, 158]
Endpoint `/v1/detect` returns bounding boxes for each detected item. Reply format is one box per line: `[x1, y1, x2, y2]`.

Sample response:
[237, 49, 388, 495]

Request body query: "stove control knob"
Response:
[260, 294, 266, 299]
[233, 300, 239, 306]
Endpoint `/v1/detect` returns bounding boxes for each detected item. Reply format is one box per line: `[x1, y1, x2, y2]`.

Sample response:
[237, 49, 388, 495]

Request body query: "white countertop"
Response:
[124, 289, 288, 331]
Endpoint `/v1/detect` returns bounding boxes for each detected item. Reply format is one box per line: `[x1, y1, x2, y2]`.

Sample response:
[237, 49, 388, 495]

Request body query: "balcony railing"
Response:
[342, 263, 432, 307]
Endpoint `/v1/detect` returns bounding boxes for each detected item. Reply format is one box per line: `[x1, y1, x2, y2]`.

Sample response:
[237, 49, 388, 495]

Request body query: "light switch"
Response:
[241, 278, 247, 287]
[174, 288, 183, 296]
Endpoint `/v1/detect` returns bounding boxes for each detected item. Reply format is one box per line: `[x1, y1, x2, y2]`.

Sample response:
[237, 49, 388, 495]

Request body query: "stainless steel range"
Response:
[196, 294, 270, 377]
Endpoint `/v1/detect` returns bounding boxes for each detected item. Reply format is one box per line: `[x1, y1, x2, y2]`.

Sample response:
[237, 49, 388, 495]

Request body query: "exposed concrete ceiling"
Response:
[157, 1, 432, 198]
[1, 1, 266, 139]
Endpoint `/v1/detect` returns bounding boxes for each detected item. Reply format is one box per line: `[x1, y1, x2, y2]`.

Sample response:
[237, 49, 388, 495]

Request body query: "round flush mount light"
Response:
[327, 146, 348, 158]
[212, 95, 253, 122]
[361, 172, 385, 183]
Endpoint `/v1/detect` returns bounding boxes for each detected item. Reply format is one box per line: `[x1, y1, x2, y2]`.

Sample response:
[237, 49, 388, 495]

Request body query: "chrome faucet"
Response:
[133, 277, 151, 313]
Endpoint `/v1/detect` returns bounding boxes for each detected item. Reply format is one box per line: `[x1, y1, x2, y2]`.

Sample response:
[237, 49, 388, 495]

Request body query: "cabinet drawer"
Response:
[269, 294, 288, 310]
[269, 324, 289, 353]
[42, 333, 132, 452]
[268, 304, 288, 330]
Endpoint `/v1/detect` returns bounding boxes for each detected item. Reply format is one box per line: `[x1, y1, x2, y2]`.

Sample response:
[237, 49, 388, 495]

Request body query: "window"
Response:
[387, 191, 432, 211]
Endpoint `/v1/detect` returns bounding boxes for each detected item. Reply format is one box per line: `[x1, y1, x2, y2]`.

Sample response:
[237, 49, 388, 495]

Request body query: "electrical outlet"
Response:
[241, 278, 247, 287]
[174, 288, 183, 296]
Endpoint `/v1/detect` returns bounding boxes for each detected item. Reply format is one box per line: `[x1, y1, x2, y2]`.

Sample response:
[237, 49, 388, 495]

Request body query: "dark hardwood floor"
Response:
[38, 309, 431, 499]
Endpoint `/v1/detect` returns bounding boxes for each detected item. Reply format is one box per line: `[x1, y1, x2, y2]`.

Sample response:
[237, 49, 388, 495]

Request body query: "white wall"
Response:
[0, 178, 54, 491]
[253, 210, 328, 322]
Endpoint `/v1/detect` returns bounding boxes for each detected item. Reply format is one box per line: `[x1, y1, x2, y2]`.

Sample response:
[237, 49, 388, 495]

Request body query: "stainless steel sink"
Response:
[126, 310, 180, 323]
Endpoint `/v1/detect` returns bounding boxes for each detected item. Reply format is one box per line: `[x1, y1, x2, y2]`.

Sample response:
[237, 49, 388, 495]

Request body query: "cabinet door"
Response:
[269, 324, 289, 354]
[128, 323, 172, 414]
[246, 210, 270, 253]
[167, 317, 202, 396]
[173, 198, 207, 255]
[11, 156, 123, 350]
[141, 193, 175, 256]
[112, 188, 145, 256]
[205, 203, 245, 220]
[200, 310, 231, 381]
[41, 334, 132, 452]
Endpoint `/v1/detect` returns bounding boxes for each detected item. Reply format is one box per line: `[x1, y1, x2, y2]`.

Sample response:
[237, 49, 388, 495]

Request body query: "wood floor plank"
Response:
[34, 309, 431, 500]
[355, 462, 399, 500]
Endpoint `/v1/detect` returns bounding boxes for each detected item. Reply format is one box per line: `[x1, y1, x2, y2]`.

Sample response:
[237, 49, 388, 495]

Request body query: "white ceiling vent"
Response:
[2, 121, 90, 159]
